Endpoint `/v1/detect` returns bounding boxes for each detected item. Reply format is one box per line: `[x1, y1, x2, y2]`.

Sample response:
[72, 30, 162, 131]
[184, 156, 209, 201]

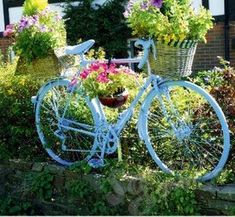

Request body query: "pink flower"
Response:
[3, 24, 14, 37]
[90, 62, 103, 71]
[96, 72, 110, 83]
[80, 69, 90, 79]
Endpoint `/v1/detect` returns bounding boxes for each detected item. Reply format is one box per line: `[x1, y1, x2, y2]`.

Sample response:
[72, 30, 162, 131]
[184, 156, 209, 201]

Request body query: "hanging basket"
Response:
[15, 51, 62, 79]
[98, 90, 129, 108]
[149, 40, 197, 80]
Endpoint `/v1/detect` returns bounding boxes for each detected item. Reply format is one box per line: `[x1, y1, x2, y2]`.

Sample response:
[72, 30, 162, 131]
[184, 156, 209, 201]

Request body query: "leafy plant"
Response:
[193, 57, 235, 184]
[125, 0, 213, 44]
[63, 0, 131, 58]
[26, 170, 54, 200]
[0, 197, 33, 215]
[4, 0, 66, 62]
[0, 63, 46, 161]
[23, 0, 48, 16]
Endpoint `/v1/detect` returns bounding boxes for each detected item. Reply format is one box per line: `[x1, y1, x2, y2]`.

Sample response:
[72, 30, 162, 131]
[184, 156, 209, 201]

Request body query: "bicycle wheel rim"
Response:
[140, 80, 230, 181]
[35, 79, 98, 165]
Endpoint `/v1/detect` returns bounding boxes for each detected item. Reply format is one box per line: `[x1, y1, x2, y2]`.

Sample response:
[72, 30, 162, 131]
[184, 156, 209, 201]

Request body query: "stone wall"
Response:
[0, 159, 235, 215]
[196, 184, 235, 215]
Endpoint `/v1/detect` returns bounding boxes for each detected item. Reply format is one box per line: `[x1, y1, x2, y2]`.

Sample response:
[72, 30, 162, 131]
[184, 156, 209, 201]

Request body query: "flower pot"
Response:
[98, 90, 129, 108]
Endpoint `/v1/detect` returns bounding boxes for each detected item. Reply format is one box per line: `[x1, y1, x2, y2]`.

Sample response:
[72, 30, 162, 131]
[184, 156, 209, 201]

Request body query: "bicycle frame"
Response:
[33, 39, 231, 180]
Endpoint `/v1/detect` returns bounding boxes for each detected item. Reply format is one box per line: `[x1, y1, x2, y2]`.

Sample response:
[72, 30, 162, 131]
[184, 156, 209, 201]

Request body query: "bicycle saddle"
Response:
[65, 39, 95, 55]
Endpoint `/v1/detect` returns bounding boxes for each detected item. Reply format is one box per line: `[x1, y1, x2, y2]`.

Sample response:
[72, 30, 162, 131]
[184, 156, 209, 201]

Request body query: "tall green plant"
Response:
[63, 0, 131, 58]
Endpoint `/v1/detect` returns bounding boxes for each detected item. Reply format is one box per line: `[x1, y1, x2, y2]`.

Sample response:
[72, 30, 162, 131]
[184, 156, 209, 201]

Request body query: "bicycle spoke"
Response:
[141, 81, 230, 181]
[36, 79, 97, 165]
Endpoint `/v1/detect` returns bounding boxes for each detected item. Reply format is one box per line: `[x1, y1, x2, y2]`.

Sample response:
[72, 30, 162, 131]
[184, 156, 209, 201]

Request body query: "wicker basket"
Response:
[149, 40, 197, 80]
[15, 52, 62, 79]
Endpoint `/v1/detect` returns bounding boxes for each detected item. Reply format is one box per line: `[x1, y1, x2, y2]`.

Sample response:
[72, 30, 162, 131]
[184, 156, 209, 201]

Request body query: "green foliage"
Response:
[66, 161, 200, 215]
[0, 197, 33, 215]
[193, 57, 235, 184]
[26, 170, 54, 200]
[13, 7, 66, 62]
[63, 0, 131, 58]
[66, 178, 118, 215]
[23, 0, 48, 16]
[126, 0, 213, 43]
[0, 61, 46, 161]
[14, 29, 56, 62]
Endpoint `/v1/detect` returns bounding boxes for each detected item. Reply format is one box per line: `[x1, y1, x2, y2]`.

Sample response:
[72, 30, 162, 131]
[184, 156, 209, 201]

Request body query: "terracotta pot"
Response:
[99, 90, 129, 108]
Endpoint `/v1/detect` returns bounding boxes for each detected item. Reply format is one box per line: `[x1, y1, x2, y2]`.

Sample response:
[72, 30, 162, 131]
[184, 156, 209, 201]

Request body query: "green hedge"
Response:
[0, 63, 47, 161]
[63, 0, 132, 58]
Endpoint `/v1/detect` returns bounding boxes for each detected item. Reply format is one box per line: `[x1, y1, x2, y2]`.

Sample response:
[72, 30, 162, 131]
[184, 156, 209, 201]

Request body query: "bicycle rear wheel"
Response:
[139, 80, 230, 181]
[35, 79, 98, 166]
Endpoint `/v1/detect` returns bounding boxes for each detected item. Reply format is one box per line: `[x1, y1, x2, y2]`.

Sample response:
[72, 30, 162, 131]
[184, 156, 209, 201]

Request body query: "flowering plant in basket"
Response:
[125, 0, 214, 79]
[80, 61, 138, 107]
[124, 0, 213, 45]
[3, 0, 66, 62]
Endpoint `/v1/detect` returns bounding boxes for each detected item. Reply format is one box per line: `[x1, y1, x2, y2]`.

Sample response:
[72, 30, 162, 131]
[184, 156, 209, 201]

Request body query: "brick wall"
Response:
[193, 21, 235, 72]
[230, 21, 235, 67]
[0, 37, 13, 55]
[193, 22, 225, 72]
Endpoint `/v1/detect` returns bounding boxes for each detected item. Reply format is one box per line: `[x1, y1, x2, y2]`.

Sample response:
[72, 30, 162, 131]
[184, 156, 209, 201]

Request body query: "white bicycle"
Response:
[32, 39, 230, 181]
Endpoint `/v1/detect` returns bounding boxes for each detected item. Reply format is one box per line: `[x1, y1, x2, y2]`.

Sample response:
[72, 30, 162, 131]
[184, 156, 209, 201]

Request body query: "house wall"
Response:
[193, 22, 226, 71]
[0, 0, 5, 32]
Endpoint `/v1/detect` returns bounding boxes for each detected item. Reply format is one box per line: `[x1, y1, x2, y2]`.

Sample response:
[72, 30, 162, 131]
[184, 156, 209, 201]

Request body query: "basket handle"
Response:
[134, 39, 156, 69]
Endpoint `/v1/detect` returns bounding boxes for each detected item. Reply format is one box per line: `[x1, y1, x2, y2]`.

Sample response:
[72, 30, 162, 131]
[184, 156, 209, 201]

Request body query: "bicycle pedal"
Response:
[88, 158, 104, 168]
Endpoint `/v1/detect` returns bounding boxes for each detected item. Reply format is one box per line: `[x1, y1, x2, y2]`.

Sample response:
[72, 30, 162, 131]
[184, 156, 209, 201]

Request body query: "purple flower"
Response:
[55, 14, 62, 21]
[39, 25, 47, 32]
[123, 0, 135, 18]
[150, 0, 163, 8]
[140, 1, 150, 10]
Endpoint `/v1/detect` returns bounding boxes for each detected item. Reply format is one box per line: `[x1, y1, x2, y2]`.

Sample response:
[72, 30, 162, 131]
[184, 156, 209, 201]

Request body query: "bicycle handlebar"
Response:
[65, 38, 156, 69]
[134, 39, 156, 69]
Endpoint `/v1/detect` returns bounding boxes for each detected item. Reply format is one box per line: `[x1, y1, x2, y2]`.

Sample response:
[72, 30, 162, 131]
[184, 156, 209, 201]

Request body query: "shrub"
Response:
[193, 57, 235, 183]
[63, 0, 131, 58]
[0, 63, 47, 161]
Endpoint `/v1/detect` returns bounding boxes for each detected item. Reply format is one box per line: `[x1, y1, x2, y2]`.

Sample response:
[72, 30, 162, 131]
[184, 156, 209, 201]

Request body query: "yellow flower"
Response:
[23, 0, 48, 16]
[179, 34, 186, 42]
[170, 34, 177, 41]
[163, 35, 171, 44]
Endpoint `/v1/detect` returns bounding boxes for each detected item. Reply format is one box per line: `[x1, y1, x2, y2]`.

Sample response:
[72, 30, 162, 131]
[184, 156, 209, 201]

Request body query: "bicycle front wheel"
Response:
[139, 80, 230, 181]
[35, 79, 98, 166]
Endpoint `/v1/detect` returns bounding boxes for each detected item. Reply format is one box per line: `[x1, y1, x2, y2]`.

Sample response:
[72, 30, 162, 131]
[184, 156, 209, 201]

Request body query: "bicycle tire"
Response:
[35, 79, 99, 166]
[139, 80, 230, 181]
